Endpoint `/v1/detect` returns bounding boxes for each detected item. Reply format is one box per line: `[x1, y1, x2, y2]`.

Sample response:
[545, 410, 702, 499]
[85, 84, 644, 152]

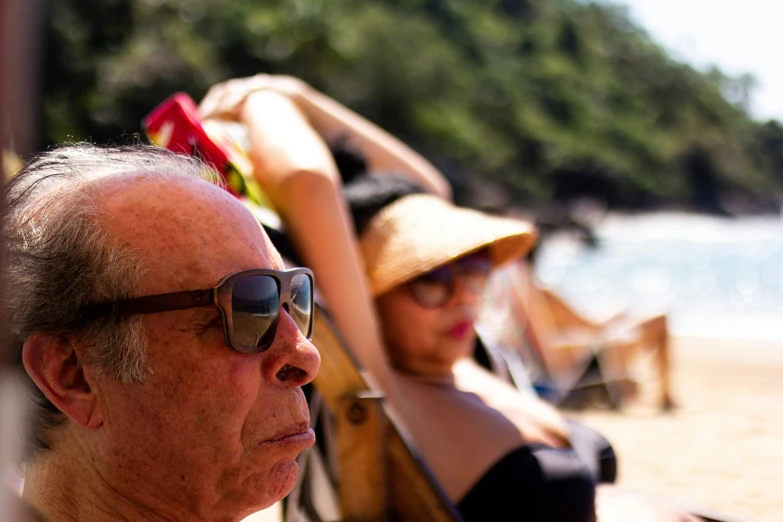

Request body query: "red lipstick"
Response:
[447, 321, 474, 339]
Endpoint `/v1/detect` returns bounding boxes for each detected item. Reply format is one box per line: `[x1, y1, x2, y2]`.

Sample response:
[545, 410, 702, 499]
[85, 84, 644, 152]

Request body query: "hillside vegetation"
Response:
[42, 0, 783, 213]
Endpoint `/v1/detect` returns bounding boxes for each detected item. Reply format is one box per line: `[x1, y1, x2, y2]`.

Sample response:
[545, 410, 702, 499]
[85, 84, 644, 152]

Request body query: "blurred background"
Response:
[5, 0, 783, 341]
[8, 0, 783, 214]
[2, 0, 782, 520]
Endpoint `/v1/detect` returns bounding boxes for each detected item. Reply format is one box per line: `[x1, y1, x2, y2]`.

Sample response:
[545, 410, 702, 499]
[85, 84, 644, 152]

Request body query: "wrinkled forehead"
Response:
[95, 173, 282, 293]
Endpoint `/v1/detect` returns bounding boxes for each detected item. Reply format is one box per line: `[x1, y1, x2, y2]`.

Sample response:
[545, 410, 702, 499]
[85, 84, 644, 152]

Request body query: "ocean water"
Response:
[535, 212, 783, 342]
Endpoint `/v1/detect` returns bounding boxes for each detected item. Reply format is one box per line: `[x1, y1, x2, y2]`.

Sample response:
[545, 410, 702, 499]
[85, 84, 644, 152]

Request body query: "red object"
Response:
[143, 93, 241, 197]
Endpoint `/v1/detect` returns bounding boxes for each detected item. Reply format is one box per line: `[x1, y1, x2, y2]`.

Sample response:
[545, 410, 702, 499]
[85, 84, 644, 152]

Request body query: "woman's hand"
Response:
[197, 74, 309, 121]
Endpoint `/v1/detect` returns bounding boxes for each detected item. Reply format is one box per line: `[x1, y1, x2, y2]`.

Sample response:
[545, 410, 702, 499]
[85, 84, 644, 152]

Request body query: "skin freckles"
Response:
[26, 174, 320, 522]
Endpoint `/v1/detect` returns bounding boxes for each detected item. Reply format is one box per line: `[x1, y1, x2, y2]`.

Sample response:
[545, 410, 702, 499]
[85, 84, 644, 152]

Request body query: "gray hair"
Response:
[4, 143, 222, 452]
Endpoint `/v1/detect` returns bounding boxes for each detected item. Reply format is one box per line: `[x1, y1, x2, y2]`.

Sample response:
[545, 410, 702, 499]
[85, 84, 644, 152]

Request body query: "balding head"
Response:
[4, 144, 225, 451]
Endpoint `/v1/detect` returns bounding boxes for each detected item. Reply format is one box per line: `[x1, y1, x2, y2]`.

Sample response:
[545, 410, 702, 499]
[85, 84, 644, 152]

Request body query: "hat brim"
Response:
[360, 194, 536, 296]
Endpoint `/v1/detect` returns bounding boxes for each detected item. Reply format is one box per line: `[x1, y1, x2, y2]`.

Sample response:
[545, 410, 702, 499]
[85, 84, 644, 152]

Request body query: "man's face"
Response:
[92, 176, 320, 520]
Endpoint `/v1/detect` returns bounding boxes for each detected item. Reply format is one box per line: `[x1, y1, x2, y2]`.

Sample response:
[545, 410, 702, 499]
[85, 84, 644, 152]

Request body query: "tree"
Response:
[39, 0, 781, 213]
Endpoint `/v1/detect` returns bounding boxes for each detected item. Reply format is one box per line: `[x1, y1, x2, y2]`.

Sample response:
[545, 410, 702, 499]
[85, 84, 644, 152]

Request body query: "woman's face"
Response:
[375, 252, 491, 377]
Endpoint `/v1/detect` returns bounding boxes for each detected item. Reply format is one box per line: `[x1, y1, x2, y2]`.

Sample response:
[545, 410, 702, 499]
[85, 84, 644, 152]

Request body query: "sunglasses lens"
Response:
[456, 252, 492, 291]
[231, 275, 280, 350]
[408, 252, 492, 308]
[289, 272, 313, 338]
[409, 266, 452, 308]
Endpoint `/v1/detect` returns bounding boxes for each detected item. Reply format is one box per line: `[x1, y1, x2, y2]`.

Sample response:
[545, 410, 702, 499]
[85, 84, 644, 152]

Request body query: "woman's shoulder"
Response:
[453, 359, 571, 447]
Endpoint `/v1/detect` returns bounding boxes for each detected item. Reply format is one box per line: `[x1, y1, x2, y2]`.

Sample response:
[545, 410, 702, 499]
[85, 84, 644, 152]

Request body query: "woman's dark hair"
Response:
[343, 175, 427, 235]
[329, 136, 368, 185]
[330, 139, 427, 236]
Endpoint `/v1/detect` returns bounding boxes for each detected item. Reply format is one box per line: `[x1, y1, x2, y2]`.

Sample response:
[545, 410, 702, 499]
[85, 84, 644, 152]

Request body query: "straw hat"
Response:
[360, 193, 537, 296]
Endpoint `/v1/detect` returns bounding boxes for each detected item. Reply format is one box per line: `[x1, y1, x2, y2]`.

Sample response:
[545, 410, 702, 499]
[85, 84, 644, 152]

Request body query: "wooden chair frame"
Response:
[285, 307, 462, 521]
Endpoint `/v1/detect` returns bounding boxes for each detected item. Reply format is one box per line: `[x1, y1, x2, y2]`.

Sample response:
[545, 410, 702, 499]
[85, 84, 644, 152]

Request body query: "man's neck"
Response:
[23, 447, 180, 522]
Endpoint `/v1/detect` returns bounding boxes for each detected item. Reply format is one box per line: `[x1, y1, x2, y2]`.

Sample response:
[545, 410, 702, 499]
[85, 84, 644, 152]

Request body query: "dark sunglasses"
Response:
[407, 251, 492, 309]
[90, 268, 314, 354]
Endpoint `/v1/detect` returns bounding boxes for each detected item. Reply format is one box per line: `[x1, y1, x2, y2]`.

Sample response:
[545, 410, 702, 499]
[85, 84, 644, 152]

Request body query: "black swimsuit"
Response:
[456, 422, 615, 522]
[457, 445, 596, 522]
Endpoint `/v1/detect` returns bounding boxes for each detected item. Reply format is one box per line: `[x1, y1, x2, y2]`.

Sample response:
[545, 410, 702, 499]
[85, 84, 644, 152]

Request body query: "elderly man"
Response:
[5, 144, 320, 521]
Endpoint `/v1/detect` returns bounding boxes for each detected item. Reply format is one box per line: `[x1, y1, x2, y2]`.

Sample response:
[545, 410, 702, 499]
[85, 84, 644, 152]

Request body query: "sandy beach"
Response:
[570, 336, 783, 522]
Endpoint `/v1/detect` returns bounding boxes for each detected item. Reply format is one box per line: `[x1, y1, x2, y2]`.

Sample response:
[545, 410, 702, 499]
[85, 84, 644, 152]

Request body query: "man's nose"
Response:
[262, 308, 320, 387]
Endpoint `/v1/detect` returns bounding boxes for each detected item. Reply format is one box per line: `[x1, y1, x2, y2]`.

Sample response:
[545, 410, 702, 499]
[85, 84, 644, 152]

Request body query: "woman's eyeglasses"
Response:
[89, 268, 314, 354]
[407, 251, 492, 309]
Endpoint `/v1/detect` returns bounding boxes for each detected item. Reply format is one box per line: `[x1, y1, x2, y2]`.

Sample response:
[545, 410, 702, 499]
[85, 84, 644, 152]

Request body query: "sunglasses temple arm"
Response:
[115, 289, 217, 316]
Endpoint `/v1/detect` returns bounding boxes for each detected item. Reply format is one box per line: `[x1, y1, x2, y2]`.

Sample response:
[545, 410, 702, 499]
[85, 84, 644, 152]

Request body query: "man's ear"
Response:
[22, 334, 104, 429]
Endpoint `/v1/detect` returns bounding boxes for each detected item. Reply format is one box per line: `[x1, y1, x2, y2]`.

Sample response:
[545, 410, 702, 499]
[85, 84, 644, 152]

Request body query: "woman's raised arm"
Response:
[198, 79, 401, 401]
[201, 74, 452, 200]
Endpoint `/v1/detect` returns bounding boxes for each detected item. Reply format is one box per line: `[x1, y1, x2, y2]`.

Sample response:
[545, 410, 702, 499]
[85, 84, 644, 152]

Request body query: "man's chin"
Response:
[258, 460, 301, 506]
[226, 460, 300, 521]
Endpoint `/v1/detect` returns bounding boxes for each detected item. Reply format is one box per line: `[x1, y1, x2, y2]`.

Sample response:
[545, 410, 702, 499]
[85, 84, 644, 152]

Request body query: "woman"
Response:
[198, 75, 695, 522]
[343, 172, 615, 520]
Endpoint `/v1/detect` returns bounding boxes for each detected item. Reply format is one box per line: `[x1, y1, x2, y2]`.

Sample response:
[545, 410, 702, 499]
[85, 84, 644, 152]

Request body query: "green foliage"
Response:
[40, 0, 783, 212]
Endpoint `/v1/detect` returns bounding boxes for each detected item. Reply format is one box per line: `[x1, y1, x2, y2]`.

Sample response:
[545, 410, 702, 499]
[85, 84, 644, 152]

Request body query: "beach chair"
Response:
[477, 263, 670, 408]
[474, 328, 626, 409]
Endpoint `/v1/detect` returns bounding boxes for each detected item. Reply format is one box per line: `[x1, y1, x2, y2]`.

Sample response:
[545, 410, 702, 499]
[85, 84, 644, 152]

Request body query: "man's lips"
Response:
[263, 423, 315, 449]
